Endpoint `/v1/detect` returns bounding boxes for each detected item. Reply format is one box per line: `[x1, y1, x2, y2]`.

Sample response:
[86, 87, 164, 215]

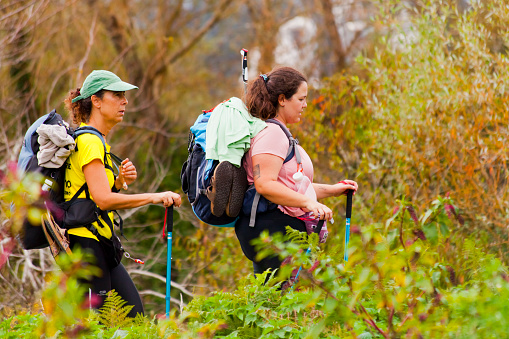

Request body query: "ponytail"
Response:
[246, 76, 277, 120]
[64, 88, 105, 125]
[245, 67, 307, 121]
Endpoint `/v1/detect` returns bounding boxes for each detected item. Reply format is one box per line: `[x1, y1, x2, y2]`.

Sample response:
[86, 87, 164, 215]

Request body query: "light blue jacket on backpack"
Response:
[18, 113, 52, 172]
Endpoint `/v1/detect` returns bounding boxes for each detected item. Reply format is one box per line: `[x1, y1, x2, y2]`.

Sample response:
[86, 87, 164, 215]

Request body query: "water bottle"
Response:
[293, 168, 311, 195]
[42, 178, 53, 191]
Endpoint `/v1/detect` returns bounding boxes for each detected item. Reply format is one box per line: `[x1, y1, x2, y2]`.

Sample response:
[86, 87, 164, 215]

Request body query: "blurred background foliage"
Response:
[2, 0, 509, 325]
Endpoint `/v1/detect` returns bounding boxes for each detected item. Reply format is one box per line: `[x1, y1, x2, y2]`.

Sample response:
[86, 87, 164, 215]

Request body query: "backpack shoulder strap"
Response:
[70, 127, 124, 235]
[74, 126, 107, 154]
[74, 127, 115, 173]
[265, 119, 302, 165]
[70, 127, 111, 197]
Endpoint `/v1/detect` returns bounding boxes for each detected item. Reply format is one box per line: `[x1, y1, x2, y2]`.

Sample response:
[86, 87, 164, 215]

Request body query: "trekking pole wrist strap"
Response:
[112, 182, 121, 193]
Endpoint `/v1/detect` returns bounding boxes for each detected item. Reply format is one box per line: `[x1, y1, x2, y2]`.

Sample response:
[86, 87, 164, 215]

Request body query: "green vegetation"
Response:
[2, 196, 508, 338]
[3, 0, 509, 337]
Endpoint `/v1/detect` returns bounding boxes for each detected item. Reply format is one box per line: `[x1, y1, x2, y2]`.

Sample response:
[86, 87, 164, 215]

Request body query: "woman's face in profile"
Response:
[280, 81, 308, 124]
[96, 90, 128, 125]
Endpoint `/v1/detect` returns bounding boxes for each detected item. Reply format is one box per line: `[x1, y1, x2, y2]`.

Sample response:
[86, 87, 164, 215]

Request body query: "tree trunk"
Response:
[319, 0, 346, 71]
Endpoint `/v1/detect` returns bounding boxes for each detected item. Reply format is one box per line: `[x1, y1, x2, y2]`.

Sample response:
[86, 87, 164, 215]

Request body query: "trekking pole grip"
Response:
[346, 190, 353, 219]
[241, 48, 248, 84]
[315, 219, 325, 234]
[166, 206, 174, 233]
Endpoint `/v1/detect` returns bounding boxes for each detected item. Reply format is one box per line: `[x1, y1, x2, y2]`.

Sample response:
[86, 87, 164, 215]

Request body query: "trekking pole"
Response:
[240, 48, 248, 93]
[165, 206, 173, 318]
[344, 190, 354, 262]
[293, 219, 324, 286]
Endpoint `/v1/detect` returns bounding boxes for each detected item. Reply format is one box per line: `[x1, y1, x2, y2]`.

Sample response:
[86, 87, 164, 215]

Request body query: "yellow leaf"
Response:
[27, 207, 43, 226]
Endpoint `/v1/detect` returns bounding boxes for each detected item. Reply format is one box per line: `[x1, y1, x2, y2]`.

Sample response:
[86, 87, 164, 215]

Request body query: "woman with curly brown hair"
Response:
[63, 70, 181, 317]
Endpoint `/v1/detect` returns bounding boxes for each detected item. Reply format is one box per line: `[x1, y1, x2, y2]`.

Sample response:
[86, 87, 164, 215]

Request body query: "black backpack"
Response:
[17, 109, 122, 249]
[180, 104, 300, 228]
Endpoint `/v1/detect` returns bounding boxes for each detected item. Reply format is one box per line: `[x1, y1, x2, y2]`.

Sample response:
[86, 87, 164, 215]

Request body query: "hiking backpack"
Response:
[180, 106, 299, 228]
[18, 109, 122, 250]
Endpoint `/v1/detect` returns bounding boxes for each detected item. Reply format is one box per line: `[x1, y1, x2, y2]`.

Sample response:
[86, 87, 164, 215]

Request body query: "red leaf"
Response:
[413, 229, 426, 241]
[0, 238, 17, 269]
[80, 292, 102, 310]
[406, 206, 419, 225]
[308, 260, 320, 273]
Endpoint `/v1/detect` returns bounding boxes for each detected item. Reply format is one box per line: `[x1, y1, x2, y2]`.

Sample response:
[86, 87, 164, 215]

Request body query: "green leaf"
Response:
[422, 223, 438, 244]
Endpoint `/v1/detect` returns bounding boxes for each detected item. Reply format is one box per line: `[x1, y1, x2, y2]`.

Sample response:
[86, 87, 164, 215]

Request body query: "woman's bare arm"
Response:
[312, 180, 358, 200]
[83, 159, 181, 210]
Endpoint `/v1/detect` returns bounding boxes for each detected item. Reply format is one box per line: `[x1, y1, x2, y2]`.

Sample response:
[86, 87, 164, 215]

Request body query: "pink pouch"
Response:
[297, 212, 328, 243]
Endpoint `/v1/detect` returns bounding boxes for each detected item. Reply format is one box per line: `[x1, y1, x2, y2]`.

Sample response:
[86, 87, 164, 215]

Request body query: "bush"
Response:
[297, 0, 509, 260]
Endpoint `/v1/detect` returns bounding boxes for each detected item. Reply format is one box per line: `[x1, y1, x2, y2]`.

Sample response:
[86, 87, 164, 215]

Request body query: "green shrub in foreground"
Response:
[181, 195, 509, 338]
[2, 196, 509, 338]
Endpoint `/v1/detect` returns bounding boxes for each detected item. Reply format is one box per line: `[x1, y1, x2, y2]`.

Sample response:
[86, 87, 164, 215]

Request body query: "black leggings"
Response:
[68, 235, 144, 317]
[235, 208, 306, 274]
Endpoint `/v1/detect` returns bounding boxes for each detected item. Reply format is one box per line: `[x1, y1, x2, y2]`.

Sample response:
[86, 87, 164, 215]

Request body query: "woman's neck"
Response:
[273, 114, 287, 126]
[87, 115, 112, 136]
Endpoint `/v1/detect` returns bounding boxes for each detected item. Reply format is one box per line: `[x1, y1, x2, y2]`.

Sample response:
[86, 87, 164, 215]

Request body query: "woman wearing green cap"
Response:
[63, 70, 181, 317]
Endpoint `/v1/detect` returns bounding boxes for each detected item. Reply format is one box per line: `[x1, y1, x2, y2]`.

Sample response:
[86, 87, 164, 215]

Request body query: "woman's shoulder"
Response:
[251, 122, 290, 158]
[255, 122, 288, 140]
[76, 133, 105, 148]
[75, 132, 110, 156]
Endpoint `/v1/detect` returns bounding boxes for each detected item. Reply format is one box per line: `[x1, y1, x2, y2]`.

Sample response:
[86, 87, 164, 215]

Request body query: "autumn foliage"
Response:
[3, 0, 509, 337]
[298, 0, 509, 259]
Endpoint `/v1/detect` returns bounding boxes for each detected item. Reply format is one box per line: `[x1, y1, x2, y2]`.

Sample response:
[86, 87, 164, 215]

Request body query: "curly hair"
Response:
[245, 66, 307, 120]
[64, 88, 105, 125]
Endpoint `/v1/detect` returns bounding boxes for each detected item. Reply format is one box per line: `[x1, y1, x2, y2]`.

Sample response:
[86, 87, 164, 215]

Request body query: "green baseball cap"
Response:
[71, 70, 138, 103]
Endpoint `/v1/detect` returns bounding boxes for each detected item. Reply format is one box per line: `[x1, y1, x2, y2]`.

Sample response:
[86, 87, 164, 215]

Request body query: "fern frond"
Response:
[460, 238, 487, 280]
[284, 226, 308, 245]
[98, 290, 134, 328]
